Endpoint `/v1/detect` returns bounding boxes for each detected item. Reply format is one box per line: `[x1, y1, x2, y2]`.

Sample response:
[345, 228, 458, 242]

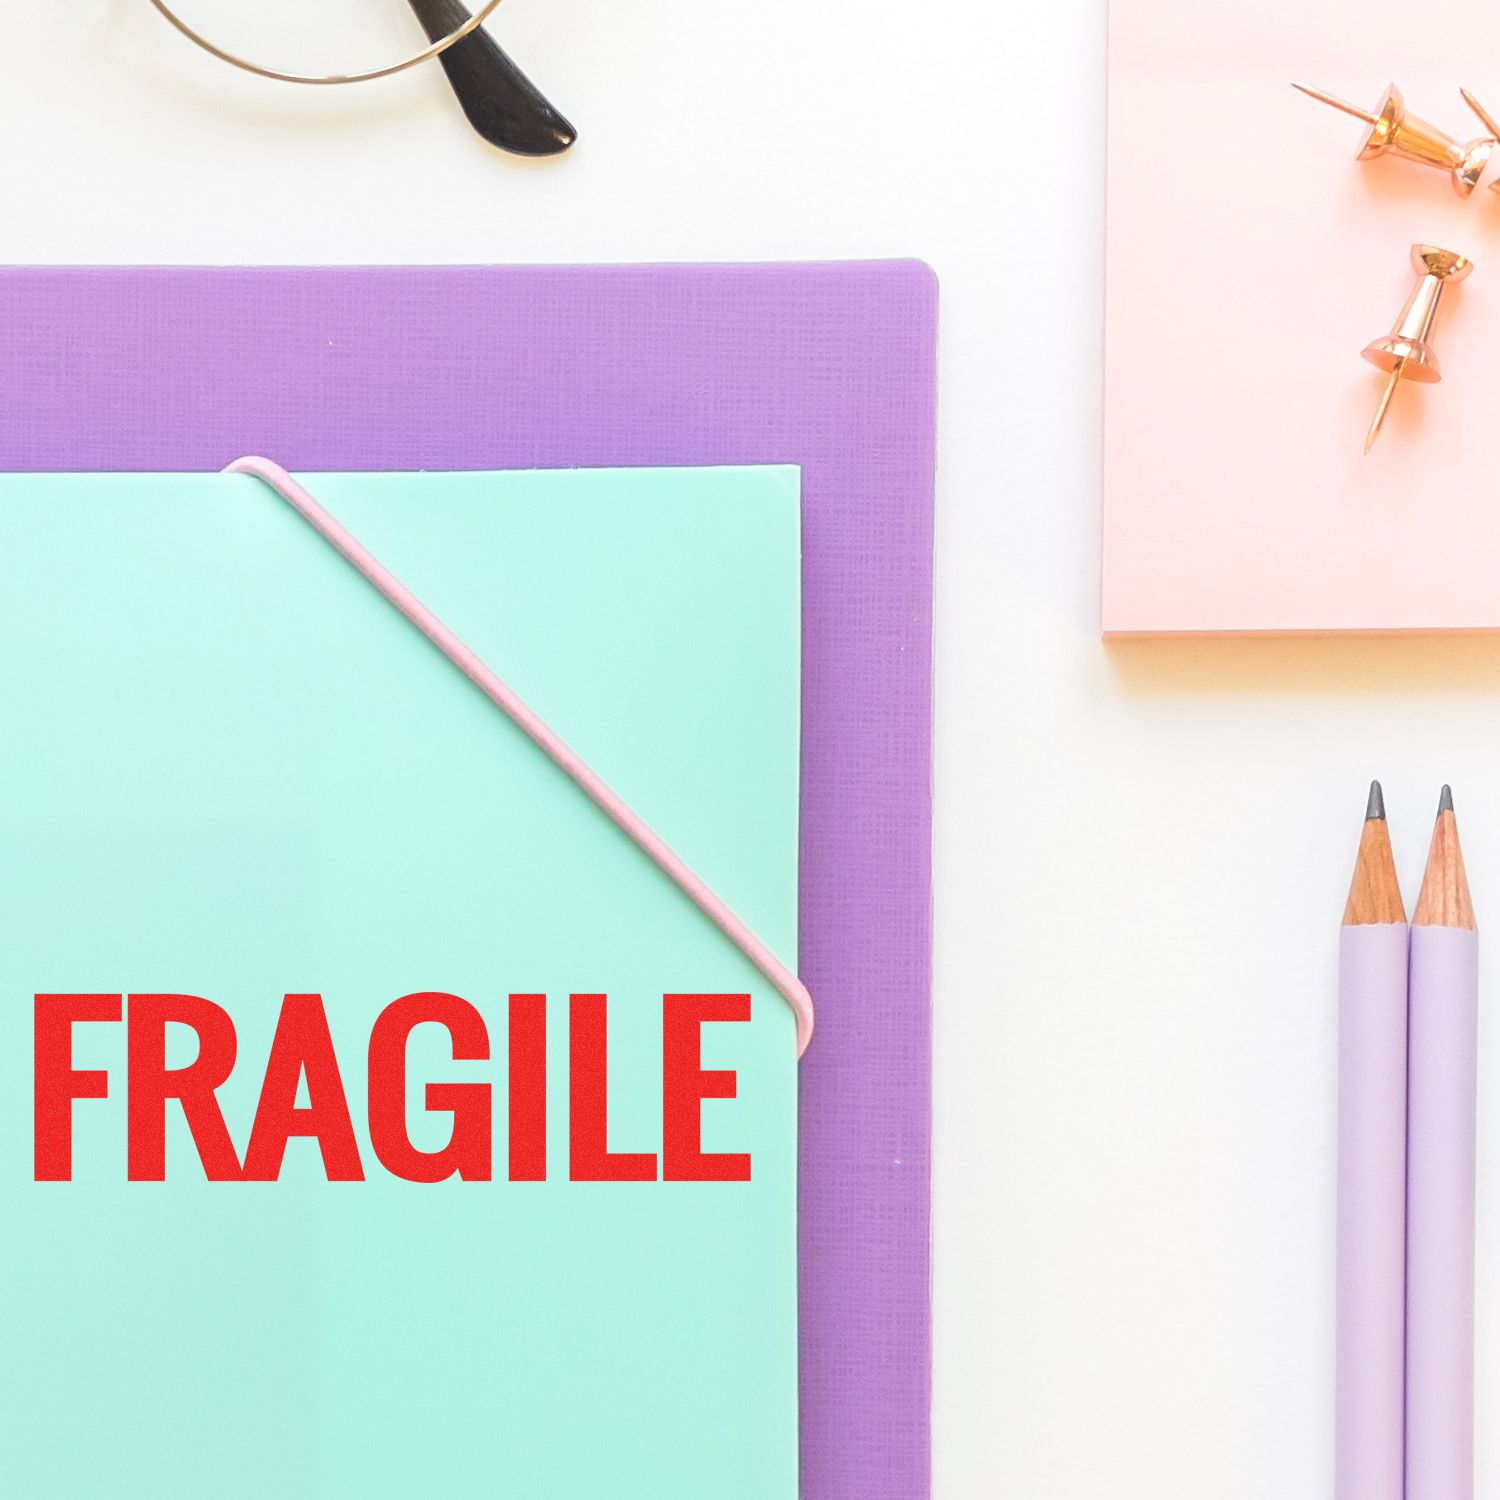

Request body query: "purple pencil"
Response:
[1406, 786, 1479, 1500]
[1338, 781, 1408, 1500]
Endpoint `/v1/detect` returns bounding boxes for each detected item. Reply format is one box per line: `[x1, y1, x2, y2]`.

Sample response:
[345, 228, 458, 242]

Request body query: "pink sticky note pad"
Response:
[1105, 0, 1500, 634]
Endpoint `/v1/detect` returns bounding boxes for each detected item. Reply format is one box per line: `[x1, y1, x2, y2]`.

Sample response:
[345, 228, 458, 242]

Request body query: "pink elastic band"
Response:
[225, 456, 814, 1058]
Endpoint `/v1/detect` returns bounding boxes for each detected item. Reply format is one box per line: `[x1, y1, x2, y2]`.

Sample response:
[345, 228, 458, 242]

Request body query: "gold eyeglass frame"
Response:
[147, 0, 508, 86]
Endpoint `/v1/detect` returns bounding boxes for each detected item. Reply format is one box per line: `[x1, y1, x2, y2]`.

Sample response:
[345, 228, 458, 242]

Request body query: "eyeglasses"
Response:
[147, 0, 576, 156]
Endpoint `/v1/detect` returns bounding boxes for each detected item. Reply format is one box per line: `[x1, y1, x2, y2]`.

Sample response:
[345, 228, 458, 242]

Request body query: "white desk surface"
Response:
[9, 3, 1499, 1494]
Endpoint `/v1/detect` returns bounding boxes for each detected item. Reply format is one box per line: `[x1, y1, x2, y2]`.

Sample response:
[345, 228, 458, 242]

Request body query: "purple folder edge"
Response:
[0, 260, 937, 1500]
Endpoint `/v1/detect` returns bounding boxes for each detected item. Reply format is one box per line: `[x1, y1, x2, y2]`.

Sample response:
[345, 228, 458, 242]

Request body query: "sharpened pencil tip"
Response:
[1439, 784, 1455, 815]
[1366, 780, 1386, 820]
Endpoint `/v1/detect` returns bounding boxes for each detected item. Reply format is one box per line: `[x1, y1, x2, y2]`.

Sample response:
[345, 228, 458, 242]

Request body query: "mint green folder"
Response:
[0, 467, 801, 1498]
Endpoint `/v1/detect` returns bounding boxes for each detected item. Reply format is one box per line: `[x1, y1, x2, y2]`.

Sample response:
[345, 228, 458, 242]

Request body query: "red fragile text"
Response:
[33, 991, 752, 1185]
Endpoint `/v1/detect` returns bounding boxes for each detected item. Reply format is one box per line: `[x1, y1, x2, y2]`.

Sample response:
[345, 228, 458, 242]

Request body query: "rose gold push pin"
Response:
[1361, 244, 1472, 454]
[1292, 82, 1494, 196]
[1460, 88, 1500, 191]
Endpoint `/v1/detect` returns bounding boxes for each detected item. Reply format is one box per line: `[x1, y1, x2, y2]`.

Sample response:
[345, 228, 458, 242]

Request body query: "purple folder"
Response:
[0, 261, 936, 1499]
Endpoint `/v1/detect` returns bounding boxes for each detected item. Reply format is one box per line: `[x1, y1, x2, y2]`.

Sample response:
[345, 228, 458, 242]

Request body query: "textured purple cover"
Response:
[0, 262, 937, 1498]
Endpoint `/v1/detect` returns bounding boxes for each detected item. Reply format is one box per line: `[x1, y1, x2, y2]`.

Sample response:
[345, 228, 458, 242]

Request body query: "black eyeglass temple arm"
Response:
[404, 0, 576, 156]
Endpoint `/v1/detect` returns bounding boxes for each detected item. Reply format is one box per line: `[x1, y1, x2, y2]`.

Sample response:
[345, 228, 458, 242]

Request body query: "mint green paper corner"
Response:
[0, 466, 801, 1499]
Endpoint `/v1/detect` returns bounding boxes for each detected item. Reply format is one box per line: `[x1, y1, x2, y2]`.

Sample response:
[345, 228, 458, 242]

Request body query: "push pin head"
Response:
[1460, 89, 1500, 192]
[1293, 82, 1494, 196]
[1361, 244, 1472, 453]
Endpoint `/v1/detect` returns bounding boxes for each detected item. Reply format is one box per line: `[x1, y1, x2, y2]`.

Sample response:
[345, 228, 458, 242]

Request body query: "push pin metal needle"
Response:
[1292, 83, 1380, 122]
[1293, 82, 1494, 195]
[1361, 244, 1472, 454]
[1366, 362, 1405, 454]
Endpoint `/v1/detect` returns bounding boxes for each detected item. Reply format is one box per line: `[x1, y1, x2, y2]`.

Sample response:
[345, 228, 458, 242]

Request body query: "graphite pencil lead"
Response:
[1367, 780, 1386, 821]
[1439, 783, 1455, 814]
